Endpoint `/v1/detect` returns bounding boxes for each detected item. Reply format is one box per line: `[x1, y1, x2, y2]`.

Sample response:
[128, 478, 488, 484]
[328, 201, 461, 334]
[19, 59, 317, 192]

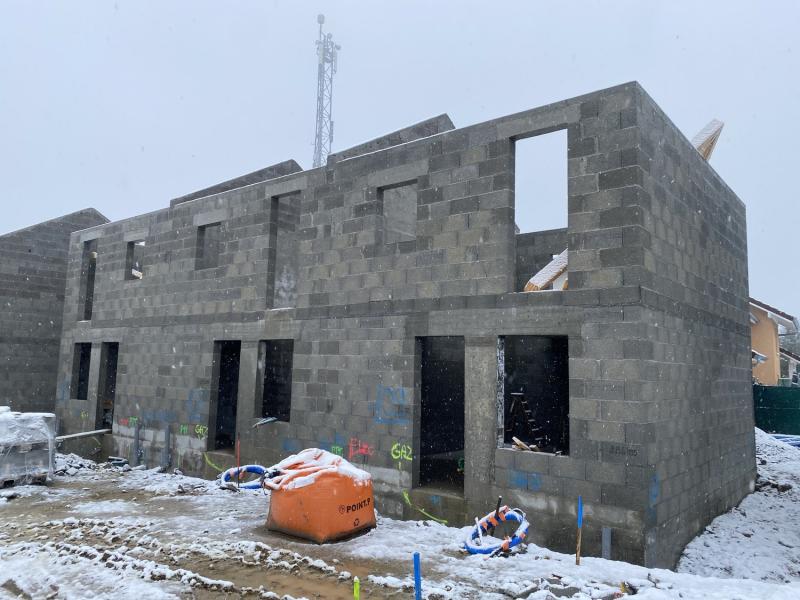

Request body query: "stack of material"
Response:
[265, 448, 376, 543]
[524, 249, 568, 292]
[0, 407, 56, 486]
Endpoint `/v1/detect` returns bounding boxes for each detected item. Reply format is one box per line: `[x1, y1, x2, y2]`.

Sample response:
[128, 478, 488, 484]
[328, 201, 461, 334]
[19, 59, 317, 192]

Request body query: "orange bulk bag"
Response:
[265, 448, 376, 543]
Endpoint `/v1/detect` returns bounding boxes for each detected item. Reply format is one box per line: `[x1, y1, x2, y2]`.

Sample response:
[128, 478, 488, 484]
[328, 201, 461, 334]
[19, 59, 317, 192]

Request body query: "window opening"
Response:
[500, 335, 569, 454]
[257, 339, 294, 421]
[70, 343, 92, 400]
[418, 336, 465, 493]
[267, 193, 300, 308]
[211, 340, 241, 450]
[79, 240, 97, 320]
[125, 240, 145, 280]
[196, 223, 221, 270]
[97, 342, 119, 428]
[514, 130, 569, 292]
[380, 181, 417, 243]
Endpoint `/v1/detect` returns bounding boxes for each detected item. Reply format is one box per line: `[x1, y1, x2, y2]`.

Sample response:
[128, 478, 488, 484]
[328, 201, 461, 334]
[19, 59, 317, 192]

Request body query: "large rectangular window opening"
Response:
[418, 336, 465, 493]
[211, 340, 241, 450]
[513, 130, 569, 292]
[257, 339, 293, 421]
[97, 342, 119, 429]
[78, 239, 98, 320]
[267, 193, 300, 309]
[380, 181, 417, 244]
[70, 343, 92, 400]
[196, 223, 221, 270]
[125, 240, 145, 280]
[499, 335, 569, 454]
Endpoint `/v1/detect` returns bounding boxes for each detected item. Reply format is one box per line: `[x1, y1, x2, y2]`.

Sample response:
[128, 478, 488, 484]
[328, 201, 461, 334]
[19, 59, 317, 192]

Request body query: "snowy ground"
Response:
[1, 431, 799, 599]
[678, 429, 800, 583]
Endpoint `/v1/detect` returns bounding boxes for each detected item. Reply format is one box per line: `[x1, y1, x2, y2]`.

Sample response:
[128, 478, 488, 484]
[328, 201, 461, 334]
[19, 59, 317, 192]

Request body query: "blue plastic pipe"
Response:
[413, 552, 421, 600]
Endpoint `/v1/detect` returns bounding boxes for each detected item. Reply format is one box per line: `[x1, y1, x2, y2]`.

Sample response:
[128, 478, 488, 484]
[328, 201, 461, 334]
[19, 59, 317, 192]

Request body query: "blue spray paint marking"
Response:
[282, 438, 302, 453]
[649, 473, 660, 508]
[319, 432, 347, 453]
[185, 389, 207, 423]
[374, 384, 410, 425]
[510, 470, 543, 491]
[429, 494, 441, 507]
[141, 408, 178, 423]
[509, 470, 528, 489]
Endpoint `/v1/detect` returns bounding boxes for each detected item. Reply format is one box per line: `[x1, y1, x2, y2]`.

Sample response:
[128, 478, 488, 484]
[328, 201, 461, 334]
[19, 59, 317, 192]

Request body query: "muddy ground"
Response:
[0, 463, 419, 599]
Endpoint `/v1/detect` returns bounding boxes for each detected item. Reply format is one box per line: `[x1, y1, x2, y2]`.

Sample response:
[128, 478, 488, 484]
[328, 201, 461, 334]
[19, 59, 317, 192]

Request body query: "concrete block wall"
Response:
[53, 82, 752, 568]
[0, 209, 108, 412]
[632, 87, 754, 567]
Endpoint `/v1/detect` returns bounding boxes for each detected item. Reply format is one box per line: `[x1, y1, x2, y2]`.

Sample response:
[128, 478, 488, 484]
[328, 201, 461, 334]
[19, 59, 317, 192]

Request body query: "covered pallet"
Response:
[0, 407, 56, 486]
[265, 448, 376, 543]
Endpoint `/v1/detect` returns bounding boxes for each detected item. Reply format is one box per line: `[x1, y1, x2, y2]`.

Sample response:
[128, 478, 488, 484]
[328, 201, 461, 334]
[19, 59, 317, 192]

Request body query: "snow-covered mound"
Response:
[678, 429, 800, 583]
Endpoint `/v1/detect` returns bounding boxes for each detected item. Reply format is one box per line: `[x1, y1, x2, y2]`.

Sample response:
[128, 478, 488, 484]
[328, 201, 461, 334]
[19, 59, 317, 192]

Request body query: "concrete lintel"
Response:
[123, 228, 150, 243]
[193, 209, 229, 227]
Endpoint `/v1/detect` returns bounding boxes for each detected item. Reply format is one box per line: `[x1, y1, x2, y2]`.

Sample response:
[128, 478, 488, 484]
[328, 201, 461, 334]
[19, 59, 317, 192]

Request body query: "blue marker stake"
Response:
[413, 551, 422, 600]
[576, 495, 583, 565]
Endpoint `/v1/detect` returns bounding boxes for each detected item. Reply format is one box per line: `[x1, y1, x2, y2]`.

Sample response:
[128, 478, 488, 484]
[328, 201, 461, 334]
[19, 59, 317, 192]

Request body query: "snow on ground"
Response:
[2, 433, 800, 599]
[678, 429, 800, 583]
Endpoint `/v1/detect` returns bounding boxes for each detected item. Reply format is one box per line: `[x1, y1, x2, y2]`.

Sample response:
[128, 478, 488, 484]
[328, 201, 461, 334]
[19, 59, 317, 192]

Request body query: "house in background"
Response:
[780, 347, 800, 384]
[749, 298, 799, 386]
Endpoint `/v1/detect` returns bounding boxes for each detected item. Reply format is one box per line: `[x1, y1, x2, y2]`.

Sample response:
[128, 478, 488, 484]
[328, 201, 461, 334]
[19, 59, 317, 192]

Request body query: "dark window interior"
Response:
[97, 342, 119, 429]
[380, 181, 417, 243]
[258, 339, 294, 421]
[125, 240, 145, 280]
[501, 335, 569, 454]
[71, 343, 92, 400]
[419, 336, 465, 492]
[212, 340, 241, 450]
[196, 223, 221, 270]
[79, 239, 97, 320]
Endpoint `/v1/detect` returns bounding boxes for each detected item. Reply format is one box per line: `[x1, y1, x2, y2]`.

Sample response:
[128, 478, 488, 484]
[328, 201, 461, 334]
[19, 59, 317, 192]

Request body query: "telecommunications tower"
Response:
[312, 14, 340, 168]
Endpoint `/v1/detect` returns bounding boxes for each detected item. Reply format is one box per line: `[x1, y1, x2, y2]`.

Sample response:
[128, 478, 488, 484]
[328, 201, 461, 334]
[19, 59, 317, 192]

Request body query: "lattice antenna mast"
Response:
[313, 14, 340, 168]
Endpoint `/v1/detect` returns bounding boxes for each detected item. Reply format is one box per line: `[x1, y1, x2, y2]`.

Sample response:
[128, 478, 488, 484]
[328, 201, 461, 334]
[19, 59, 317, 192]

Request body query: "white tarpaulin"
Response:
[0, 407, 56, 485]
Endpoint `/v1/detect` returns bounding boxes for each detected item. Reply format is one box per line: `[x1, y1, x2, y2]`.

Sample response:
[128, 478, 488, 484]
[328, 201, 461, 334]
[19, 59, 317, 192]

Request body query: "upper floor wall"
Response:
[60, 82, 747, 330]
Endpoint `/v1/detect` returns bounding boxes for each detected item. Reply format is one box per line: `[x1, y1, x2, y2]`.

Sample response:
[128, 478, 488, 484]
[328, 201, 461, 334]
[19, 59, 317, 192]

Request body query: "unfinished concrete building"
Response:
[0, 209, 108, 412]
[54, 82, 754, 567]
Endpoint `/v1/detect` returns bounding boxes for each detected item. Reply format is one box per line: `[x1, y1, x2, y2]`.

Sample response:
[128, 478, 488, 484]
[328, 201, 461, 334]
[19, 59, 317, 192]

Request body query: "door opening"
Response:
[97, 342, 119, 429]
[418, 336, 465, 493]
[212, 341, 241, 450]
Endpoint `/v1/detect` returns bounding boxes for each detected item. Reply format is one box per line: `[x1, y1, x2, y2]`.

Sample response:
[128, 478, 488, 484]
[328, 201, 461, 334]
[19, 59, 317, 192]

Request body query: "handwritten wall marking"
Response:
[391, 442, 412, 461]
[348, 437, 374, 461]
[374, 384, 410, 425]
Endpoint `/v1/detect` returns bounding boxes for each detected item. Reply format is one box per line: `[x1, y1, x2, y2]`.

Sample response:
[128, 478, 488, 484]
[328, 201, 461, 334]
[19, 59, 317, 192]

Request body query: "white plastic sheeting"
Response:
[0, 407, 56, 485]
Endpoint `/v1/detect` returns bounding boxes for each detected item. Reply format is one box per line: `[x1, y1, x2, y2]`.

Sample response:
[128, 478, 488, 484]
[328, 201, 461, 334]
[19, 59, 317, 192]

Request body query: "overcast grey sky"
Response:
[1, 1, 797, 314]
